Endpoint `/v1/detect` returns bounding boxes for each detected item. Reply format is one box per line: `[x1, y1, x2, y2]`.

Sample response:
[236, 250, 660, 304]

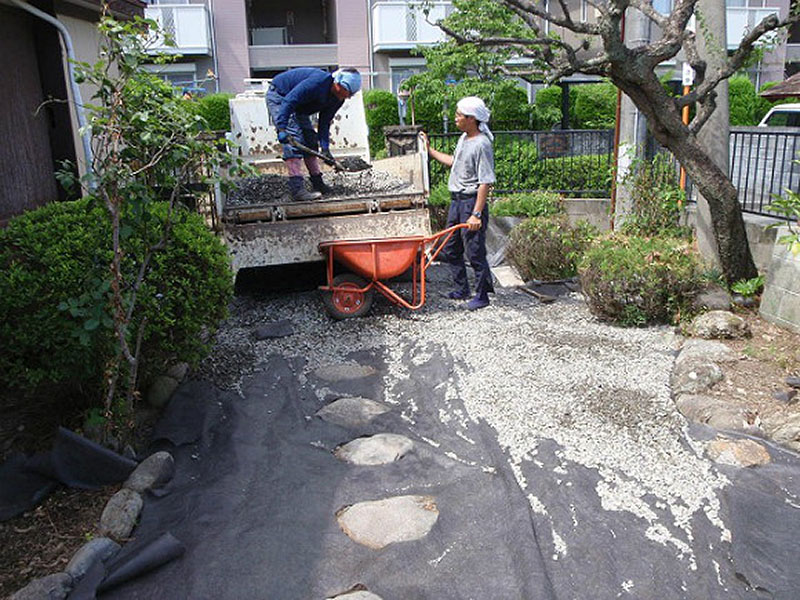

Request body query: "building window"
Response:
[653, 0, 672, 15]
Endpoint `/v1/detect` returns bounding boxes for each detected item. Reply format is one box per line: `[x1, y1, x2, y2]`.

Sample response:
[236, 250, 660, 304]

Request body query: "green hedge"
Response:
[195, 93, 234, 131]
[363, 88, 399, 158]
[0, 199, 233, 398]
[579, 235, 704, 326]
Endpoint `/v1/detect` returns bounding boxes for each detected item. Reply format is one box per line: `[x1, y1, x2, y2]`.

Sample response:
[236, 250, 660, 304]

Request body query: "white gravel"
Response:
[199, 278, 728, 568]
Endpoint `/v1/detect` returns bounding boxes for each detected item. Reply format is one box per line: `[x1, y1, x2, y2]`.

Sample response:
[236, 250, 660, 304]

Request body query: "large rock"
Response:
[671, 359, 724, 395]
[335, 434, 414, 465]
[763, 413, 800, 451]
[337, 495, 439, 549]
[314, 363, 377, 382]
[706, 437, 771, 467]
[692, 286, 732, 312]
[686, 310, 751, 340]
[146, 375, 179, 408]
[676, 339, 739, 365]
[99, 488, 143, 540]
[66, 537, 120, 580]
[11, 573, 72, 600]
[675, 394, 754, 432]
[124, 451, 174, 493]
[316, 397, 390, 428]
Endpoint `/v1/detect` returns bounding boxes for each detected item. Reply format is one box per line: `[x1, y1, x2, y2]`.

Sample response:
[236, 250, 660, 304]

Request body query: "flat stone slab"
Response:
[335, 434, 413, 465]
[337, 495, 439, 549]
[314, 363, 377, 382]
[253, 319, 293, 340]
[316, 397, 390, 428]
[706, 437, 771, 467]
[492, 265, 525, 288]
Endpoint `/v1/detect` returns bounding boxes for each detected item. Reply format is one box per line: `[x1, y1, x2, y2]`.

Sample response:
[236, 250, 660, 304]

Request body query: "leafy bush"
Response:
[490, 191, 563, 218]
[579, 235, 704, 326]
[534, 85, 562, 130]
[428, 180, 452, 231]
[572, 82, 617, 129]
[507, 215, 597, 281]
[728, 75, 758, 126]
[620, 153, 690, 238]
[0, 199, 233, 398]
[363, 88, 399, 158]
[195, 93, 234, 131]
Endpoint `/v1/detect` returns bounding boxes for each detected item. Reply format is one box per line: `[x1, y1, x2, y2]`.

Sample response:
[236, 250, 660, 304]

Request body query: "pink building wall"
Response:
[212, 0, 250, 93]
[335, 0, 371, 90]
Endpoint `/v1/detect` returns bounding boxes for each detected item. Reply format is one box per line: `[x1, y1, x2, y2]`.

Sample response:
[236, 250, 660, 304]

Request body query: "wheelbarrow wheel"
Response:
[323, 273, 374, 319]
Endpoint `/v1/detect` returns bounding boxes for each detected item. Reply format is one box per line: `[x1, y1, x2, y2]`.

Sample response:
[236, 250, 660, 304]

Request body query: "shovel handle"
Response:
[287, 137, 343, 170]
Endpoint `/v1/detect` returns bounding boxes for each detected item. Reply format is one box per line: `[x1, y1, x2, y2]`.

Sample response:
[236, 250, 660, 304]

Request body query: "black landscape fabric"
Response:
[104, 346, 800, 599]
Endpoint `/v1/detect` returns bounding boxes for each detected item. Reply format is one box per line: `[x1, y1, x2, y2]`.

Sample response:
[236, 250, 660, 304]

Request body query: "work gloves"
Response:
[321, 148, 335, 163]
[277, 130, 290, 143]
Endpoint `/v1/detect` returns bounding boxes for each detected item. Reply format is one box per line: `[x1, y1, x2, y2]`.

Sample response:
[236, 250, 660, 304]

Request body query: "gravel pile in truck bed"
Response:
[226, 169, 415, 207]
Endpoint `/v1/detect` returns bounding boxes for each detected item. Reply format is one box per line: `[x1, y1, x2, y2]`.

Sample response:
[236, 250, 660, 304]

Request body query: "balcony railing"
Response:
[145, 5, 211, 55]
[372, 1, 452, 51]
[727, 7, 778, 50]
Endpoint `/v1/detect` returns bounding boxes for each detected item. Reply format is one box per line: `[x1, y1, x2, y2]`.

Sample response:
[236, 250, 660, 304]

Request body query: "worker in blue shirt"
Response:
[266, 67, 362, 201]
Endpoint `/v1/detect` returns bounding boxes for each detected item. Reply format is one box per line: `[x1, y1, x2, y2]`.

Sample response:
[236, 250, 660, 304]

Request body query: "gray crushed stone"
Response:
[226, 170, 414, 206]
[196, 273, 729, 567]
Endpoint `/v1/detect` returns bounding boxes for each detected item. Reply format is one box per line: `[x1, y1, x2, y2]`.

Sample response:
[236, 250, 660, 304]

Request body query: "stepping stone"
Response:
[337, 495, 439, 549]
[335, 434, 413, 465]
[328, 592, 383, 600]
[316, 397, 389, 428]
[253, 320, 293, 340]
[314, 363, 377, 382]
[706, 437, 771, 467]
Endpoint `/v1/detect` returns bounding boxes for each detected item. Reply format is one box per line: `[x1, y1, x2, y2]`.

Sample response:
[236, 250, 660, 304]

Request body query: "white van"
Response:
[757, 103, 800, 127]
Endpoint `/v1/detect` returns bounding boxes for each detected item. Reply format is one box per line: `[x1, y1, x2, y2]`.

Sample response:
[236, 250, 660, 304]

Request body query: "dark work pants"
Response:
[442, 192, 492, 299]
[266, 88, 317, 160]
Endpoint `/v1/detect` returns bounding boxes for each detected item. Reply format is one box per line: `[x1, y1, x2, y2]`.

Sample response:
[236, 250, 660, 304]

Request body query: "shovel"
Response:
[287, 138, 372, 173]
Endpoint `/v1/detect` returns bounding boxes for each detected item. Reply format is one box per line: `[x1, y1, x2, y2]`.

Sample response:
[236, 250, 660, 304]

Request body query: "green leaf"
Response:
[84, 318, 100, 331]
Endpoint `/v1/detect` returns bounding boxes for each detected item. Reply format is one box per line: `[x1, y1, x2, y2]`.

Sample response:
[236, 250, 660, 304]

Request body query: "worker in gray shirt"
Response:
[421, 96, 495, 310]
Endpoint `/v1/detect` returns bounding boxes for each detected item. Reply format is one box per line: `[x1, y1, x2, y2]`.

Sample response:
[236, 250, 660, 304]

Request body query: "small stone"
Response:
[147, 375, 179, 408]
[686, 310, 751, 340]
[335, 434, 414, 465]
[99, 488, 143, 540]
[166, 362, 189, 381]
[328, 592, 383, 600]
[314, 363, 377, 382]
[785, 376, 800, 389]
[671, 359, 724, 395]
[11, 573, 72, 600]
[124, 451, 175, 493]
[706, 437, 771, 467]
[773, 389, 798, 403]
[253, 319, 294, 340]
[66, 537, 120, 580]
[337, 495, 439, 549]
[316, 397, 390, 428]
[731, 294, 757, 308]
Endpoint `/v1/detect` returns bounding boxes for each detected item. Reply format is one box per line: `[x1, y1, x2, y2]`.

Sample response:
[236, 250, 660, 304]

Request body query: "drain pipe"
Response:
[10, 0, 94, 181]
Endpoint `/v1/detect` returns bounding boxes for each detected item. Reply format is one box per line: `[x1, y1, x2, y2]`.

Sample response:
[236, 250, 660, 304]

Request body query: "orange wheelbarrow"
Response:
[318, 223, 469, 319]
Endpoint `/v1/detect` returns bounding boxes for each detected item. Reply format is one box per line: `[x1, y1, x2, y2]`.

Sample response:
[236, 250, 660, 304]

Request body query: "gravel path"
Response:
[199, 269, 729, 573]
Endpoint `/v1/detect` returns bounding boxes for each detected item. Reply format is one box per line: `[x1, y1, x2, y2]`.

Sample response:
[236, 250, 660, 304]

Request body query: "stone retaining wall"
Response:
[759, 226, 800, 334]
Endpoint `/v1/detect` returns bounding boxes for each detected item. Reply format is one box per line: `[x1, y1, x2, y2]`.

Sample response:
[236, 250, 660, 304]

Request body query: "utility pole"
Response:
[694, 0, 730, 269]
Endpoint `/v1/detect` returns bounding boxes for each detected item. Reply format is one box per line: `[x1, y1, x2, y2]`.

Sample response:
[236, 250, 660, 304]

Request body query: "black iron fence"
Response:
[428, 127, 799, 219]
[428, 129, 614, 197]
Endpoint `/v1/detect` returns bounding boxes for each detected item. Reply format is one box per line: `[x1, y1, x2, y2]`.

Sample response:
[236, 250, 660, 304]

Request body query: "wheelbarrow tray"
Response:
[318, 224, 467, 318]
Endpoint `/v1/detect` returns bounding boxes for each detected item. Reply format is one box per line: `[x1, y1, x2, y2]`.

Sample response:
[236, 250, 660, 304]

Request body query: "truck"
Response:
[218, 80, 431, 274]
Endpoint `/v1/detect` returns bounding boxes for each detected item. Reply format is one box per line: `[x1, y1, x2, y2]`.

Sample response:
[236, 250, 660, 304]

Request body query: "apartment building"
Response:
[145, 0, 798, 96]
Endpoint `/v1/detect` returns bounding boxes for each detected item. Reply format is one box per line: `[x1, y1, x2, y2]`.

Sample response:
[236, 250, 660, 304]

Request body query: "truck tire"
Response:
[323, 273, 374, 319]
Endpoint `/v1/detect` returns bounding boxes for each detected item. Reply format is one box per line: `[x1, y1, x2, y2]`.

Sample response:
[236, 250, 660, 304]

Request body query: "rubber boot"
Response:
[288, 176, 321, 202]
[309, 173, 332, 195]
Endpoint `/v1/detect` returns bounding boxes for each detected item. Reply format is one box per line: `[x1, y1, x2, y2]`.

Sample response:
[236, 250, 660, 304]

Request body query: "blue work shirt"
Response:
[271, 68, 344, 150]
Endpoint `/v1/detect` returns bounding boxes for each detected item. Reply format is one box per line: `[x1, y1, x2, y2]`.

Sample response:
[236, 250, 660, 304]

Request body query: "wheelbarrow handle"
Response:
[425, 223, 470, 265]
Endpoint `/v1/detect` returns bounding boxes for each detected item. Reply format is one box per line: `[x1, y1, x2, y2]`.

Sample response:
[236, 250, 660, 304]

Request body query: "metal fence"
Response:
[428, 129, 614, 197]
[729, 126, 800, 217]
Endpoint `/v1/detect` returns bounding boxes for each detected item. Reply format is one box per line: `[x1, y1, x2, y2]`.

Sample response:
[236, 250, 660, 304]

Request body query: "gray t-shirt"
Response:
[447, 133, 496, 194]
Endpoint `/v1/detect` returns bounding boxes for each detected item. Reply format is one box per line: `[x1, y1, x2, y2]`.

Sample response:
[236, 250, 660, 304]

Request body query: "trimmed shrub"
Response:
[728, 75, 758, 126]
[363, 88, 399, 158]
[534, 85, 562, 130]
[579, 235, 704, 326]
[196, 93, 234, 131]
[490, 191, 563, 218]
[507, 215, 597, 281]
[0, 199, 233, 399]
[572, 82, 617, 129]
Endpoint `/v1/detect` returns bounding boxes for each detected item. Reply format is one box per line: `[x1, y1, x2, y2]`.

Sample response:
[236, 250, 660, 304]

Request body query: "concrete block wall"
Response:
[759, 226, 800, 334]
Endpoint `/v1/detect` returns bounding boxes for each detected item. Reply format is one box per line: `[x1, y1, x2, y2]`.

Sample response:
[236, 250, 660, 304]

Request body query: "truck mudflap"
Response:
[224, 209, 432, 272]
